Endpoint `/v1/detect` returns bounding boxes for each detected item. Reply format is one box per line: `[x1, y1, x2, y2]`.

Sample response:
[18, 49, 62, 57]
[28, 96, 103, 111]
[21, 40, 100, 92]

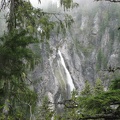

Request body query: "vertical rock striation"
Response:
[31, 0, 120, 111]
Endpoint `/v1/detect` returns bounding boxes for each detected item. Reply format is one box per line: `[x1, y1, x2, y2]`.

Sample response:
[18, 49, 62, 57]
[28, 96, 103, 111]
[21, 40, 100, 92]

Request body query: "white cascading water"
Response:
[58, 50, 75, 92]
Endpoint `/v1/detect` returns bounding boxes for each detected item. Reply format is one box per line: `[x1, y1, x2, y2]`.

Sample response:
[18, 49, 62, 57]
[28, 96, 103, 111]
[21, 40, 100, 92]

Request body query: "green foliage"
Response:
[0, 29, 39, 119]
[81, 80, 93, 97]
[35, 96, 54, 120]
[60, 0, 79, 10]
[0, 0, 76, 119]
[79, 89, 120, 117]
[54, 78, 120, 119]
[79, 78, 120, 119]
[52, 13, 74, 38]
[54, 91, 79, 120]
[94, 78, 104, 95]
[32, 43, 42, 58]
[8, 85, 37, 119]
[0, 79, 37, 119]
[0, 29, 39, 79]
[110, 77, 120, 90]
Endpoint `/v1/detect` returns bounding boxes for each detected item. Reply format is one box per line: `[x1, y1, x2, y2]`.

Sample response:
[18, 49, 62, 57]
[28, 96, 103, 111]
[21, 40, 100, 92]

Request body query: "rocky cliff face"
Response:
[31, 0, 120, 108]
[0, 10, 7, 36]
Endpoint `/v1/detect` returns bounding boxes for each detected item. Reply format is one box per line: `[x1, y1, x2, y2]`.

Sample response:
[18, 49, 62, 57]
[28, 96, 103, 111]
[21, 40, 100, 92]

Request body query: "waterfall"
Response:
[58, 50, 75, 92]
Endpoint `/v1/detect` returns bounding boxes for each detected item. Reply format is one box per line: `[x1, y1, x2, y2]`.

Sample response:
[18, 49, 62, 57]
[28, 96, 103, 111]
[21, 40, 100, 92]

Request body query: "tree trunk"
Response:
[2, 80, 10, 120]
[8, 0, 16, 31]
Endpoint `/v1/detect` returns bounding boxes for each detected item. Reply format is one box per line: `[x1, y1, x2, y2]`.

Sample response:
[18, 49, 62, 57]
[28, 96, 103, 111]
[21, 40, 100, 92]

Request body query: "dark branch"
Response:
[78, 114, 120, 119]
[102, 66, 120, 73]
[48, 99, 78, 108]
[95, 0, 120, 2]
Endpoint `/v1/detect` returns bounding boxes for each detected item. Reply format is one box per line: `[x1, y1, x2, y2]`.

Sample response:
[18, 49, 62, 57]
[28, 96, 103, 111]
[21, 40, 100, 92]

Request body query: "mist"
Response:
[30, 0, 58, 8]
[29, 0, 102, 13]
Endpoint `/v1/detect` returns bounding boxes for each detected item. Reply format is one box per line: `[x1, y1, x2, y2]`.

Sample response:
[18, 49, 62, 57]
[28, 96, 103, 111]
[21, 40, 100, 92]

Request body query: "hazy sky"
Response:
[30, 0, 58, 8]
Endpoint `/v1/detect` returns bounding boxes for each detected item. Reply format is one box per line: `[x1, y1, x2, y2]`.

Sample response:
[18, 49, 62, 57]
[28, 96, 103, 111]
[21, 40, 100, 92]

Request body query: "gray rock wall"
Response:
[31, 0, 120, 110]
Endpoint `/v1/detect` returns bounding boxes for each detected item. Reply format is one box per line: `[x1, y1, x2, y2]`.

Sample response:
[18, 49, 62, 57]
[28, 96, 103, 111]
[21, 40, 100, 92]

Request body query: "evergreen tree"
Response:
[78, 78, 120, 119]
[0, 0, 77, 119]
[94, 78, 104, 95]
[35, 96, 54, 120]
[54, 78, 120, 119]
[81, 80, 93, 97]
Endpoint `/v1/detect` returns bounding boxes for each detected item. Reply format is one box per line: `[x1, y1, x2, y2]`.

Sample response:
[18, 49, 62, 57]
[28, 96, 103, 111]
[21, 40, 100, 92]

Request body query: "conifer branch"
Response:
[48, 99, 78, 108]
[95, 0, 120, 2]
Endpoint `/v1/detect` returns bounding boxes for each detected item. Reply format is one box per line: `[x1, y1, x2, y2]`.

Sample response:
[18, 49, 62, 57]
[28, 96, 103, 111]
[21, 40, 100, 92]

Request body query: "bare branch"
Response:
[78, 114, 120, 119]
[95, 0, 120, 2]
[102, 66, 120, 73]
[48, 99, 78, 108]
